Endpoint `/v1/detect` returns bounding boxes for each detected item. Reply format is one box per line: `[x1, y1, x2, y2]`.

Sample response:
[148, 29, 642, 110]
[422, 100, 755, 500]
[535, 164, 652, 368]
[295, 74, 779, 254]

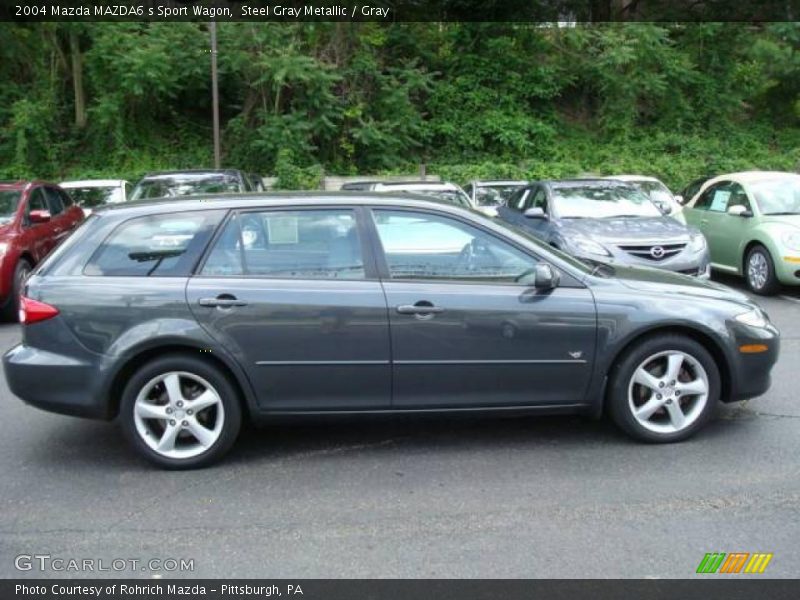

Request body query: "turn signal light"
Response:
[18, 296, 59, 325]
[739, 344, 769, 354]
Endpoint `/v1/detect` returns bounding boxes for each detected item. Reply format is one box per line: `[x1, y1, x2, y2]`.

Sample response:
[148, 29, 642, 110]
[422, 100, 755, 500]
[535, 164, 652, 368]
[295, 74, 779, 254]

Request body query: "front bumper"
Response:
[574, 244, 710, 277]
[775, 254, 800, 286]
[727, 321, 780, 402]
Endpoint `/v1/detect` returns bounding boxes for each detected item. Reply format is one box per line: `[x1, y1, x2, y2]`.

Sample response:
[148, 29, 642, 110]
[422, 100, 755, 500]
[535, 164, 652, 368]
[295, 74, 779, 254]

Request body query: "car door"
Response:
[187, 206, 391, 411]
[42, 187, 74, 246]
[368, 207, 597, 409]
[686, 182, 733, 269]
[24, 187, 57, 260]
[523, 187, 552, 240]
[713, 182, 754, 269]
[57, 188, 84, 229]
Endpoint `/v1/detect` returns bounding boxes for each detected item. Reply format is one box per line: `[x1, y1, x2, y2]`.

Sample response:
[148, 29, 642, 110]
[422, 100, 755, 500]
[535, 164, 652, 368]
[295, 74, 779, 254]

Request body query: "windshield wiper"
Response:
[764, 212, 800, 216]
[128, 250, 185, 262]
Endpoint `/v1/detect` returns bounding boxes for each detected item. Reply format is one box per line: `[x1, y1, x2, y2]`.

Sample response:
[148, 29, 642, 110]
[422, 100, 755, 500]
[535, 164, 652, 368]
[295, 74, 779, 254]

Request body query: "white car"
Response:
[348, 181, 474, 210]
[604, 175, 685, 224]
[463, 180, 527, 217]
[60, 179, 130, 216]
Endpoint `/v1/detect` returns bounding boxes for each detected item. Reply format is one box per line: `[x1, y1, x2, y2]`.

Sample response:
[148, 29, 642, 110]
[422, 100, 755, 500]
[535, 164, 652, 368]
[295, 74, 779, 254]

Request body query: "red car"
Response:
[0, 181, 84, 320]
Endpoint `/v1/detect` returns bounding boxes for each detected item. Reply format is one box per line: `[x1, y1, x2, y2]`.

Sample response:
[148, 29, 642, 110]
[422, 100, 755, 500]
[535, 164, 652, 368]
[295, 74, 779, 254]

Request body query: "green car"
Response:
[683, 171, 800, 294]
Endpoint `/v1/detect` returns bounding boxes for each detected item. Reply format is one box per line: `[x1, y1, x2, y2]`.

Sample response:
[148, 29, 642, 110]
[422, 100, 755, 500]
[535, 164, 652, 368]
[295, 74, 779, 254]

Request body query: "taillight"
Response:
[19, 296, 59, 325]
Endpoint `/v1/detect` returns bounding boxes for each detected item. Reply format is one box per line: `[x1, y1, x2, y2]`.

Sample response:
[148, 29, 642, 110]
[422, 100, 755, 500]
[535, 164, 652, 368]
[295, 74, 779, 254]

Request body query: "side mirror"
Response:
[727, 205, 753, 218]
[674, 195, 684, 205]
[534, 263, 560, 290]
[524, 207, 547, 219]
[28, 209, 51, 224]
[653, 200, 672, 215]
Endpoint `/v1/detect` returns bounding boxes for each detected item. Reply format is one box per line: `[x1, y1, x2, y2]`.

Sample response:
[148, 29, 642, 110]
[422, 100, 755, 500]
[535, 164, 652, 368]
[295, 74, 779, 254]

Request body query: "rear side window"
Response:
[201, 209, 365, 279]
[85, 210, 225, 277]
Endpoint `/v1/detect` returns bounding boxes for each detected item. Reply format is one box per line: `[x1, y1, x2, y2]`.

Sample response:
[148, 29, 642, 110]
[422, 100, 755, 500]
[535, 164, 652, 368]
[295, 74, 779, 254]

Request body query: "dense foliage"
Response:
[0, 22, 798, 190]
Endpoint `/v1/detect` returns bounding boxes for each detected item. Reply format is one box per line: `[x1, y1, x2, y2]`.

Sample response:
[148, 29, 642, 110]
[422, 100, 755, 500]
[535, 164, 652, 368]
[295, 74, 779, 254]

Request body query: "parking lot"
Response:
[0, 274, 798, 579]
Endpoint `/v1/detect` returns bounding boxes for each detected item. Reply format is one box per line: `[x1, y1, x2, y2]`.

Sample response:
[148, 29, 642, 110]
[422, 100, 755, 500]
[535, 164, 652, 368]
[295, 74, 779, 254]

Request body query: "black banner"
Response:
[3, 580, 800, 600]
[1, 0, 800, 22]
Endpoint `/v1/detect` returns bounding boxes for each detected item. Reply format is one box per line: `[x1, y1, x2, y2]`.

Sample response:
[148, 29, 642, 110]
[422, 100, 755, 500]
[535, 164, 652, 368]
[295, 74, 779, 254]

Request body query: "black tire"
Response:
[607, 334, 720, 443]
[0, 259, 32, 322]
[119, 354, 243, 469]
[745, 245, 780, 296]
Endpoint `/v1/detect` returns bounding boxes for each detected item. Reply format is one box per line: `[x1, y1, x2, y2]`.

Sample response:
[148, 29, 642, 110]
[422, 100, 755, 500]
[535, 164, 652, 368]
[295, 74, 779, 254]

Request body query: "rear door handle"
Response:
[396, 303, 444, 315]
[198, 296, 248, 308]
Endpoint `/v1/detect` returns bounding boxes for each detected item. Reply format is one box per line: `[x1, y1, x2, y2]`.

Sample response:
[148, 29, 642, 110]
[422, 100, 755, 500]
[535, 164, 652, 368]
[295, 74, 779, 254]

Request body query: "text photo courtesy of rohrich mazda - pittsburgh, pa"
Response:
[0, 1, 798, 596]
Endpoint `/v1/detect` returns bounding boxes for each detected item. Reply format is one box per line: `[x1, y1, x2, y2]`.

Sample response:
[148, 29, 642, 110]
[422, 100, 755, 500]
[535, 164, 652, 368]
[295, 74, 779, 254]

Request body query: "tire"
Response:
[119, 354, 243, 469]
[0, 259, 32, 322]
[607, 334, 720, 443]
[745, 245, 780, 296]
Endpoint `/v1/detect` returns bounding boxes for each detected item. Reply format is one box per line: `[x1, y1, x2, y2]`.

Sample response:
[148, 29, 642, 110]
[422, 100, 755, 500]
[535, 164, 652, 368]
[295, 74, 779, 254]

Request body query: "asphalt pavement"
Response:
[0, 274, 798, 579]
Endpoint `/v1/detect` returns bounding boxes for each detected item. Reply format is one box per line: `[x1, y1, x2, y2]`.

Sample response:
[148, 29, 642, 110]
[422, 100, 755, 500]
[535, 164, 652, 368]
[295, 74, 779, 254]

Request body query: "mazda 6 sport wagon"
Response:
[3, 194, 780, 468]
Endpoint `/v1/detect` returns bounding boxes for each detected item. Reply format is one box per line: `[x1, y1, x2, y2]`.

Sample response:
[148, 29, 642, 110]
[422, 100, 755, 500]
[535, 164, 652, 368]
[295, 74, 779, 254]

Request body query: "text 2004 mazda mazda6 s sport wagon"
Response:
[3, 194, 780, 468]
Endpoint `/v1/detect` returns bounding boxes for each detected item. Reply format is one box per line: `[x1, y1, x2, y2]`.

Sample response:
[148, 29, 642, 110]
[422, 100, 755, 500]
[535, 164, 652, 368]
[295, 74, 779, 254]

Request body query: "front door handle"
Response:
[198, 295, 248, 308]
[396, 302, 444, 315]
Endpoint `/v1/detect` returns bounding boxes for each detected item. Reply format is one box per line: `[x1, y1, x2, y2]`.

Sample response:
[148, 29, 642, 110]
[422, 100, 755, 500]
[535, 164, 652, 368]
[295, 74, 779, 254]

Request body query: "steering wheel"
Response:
[455, 238, 496, 273]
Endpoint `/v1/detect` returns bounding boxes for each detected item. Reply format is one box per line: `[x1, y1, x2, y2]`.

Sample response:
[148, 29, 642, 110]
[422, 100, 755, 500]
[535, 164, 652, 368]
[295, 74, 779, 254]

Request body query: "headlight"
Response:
[734, 308, 769, 328]
[781, 231, 800, 251]
[570, 237, 610, 257]
[690, 233, 707, 252]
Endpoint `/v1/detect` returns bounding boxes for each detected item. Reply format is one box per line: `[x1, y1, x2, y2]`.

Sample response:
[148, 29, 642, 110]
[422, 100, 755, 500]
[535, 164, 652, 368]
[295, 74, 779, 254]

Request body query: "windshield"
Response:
[398, 189, 472, 208]
[552, 185, 662, 219]
[750, 177, 800, 216]
[65, 186, 123, 208]
[0, 190, 21, 225]
[475, 185, 524, 207]
[130, 174, 242, 201]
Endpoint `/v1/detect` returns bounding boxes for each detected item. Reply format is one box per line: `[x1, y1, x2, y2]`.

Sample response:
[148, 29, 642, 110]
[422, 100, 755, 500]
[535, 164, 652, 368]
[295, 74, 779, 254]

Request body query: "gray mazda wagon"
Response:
[3, 194, 780, 468]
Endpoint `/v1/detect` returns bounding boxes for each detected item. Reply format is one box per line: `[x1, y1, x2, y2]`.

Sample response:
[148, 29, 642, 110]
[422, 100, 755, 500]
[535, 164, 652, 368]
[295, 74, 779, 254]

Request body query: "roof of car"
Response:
[541, 178, 633, 188]
[374, 181, 460, 191]
[139, 169, 244, 180]
[60, 179, 128, 187]
[0, 180, 53, 190]
[707, 171, 800, 185]
[603, 175, 661, 183]
[472, 180, 528, 186]
[93, 191, 475, 218]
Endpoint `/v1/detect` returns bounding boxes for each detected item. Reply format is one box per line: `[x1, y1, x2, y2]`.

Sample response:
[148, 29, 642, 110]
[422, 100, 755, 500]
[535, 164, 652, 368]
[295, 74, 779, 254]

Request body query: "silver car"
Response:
[497, 179, 710, 277]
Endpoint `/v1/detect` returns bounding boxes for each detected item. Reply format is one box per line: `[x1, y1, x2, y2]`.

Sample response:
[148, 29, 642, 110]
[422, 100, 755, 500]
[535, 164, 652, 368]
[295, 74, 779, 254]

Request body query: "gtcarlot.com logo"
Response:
[696, 552, 773, 574]
[14, 554, 194, 573]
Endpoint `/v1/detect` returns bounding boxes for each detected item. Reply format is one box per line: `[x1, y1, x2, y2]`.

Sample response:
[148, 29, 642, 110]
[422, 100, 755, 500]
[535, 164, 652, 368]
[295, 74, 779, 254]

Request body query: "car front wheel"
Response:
[608, 335, 720, 443]
[120, 355, 242, 469]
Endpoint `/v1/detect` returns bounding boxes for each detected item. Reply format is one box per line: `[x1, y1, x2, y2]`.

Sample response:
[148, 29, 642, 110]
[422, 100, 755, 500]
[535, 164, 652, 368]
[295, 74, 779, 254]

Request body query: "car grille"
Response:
[618, 242, 686, 261]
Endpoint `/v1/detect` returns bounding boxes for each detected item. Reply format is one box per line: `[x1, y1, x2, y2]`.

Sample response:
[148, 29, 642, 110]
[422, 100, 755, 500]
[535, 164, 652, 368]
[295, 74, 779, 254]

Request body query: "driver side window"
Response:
[372, 210, 535, 282]
[531, 189, 548, 212]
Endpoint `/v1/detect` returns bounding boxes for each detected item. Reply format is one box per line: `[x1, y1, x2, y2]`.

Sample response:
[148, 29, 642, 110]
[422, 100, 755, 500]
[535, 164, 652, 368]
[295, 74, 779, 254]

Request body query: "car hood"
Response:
[611, 264, 751, 306]
[558, 216, 694, 242]
[760, 214, 800, 229]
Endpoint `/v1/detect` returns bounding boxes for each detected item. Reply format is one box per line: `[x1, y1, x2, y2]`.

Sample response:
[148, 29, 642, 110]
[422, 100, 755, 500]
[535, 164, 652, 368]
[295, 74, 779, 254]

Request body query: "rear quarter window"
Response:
[84, 210, 225, 277]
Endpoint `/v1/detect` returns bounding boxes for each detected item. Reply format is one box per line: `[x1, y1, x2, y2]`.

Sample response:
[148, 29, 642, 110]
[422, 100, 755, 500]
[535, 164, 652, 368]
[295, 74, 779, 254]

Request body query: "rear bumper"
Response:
[3, 343, 110, 419]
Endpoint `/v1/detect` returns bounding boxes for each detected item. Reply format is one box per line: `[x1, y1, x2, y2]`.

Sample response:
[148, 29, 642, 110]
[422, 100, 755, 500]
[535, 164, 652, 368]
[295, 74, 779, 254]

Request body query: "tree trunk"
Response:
[69, 30, 87, 129]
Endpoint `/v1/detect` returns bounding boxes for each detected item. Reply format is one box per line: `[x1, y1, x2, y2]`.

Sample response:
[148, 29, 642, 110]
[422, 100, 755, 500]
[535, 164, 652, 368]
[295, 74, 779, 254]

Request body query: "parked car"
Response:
[682, 171, 800, 294]
[247, 173, 266, 192]
[3, 193, 779, 468]
[463, 180, 528, 217]
[60, 179, 130, 216]
[497, 179, 710, 277]
[130, 169, 254, 201]
[0, 180, 84, 320]
[604, 175, 685, 223]
[342, 180, 472, 208]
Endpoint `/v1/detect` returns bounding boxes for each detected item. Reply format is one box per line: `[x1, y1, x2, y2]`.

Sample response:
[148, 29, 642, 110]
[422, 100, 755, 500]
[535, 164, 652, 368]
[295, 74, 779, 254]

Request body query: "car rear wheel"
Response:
[1, 259, 32, 322]
[608, 335, 720, 443]
[120, 355, 242, 469]
[745, 245, 780, 295]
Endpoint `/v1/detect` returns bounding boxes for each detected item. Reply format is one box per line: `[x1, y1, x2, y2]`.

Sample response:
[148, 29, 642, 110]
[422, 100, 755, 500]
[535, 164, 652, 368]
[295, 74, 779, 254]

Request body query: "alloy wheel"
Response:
[133, 371, 225, 459]
[748, 251, 768, 291]
[627, 350, 709, 434]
